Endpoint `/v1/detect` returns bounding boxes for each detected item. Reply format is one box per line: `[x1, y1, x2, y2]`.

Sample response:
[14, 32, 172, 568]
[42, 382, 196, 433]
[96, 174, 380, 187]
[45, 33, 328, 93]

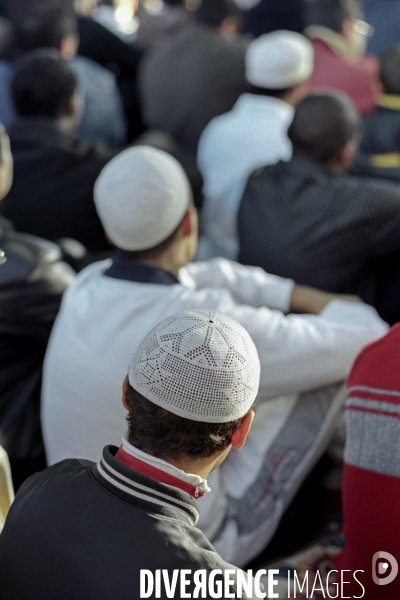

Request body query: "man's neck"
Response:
[292, 150, 347, 173]
[122, 438, 227, 481]
[166, 452, 227, 480]
[136, 256, 180, 278]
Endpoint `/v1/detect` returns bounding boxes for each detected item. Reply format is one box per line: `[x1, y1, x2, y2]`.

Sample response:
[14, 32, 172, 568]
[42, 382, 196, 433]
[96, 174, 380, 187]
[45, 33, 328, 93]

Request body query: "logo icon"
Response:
[373, 552, 398, 586]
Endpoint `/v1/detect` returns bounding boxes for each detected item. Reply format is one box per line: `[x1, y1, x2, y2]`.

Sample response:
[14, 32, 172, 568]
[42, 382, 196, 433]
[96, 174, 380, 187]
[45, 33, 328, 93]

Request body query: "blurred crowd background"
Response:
[0, 1, 400, 594]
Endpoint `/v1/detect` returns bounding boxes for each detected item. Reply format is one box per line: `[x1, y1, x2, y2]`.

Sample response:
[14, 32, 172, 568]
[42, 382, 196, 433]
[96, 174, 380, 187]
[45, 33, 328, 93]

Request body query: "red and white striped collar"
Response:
[115, 440, 210, 500]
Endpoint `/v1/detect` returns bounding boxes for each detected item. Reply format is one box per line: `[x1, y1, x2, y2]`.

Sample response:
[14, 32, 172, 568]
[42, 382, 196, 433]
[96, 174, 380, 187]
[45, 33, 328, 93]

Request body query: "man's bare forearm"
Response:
[290, 285, 361, 315]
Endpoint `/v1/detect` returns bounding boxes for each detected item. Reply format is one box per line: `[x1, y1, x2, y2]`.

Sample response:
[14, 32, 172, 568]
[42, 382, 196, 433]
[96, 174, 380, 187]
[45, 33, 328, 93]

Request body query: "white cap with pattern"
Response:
[245, 30, 314, 89]
[129, 310, 260, 423]
[94, 146, 191, 251]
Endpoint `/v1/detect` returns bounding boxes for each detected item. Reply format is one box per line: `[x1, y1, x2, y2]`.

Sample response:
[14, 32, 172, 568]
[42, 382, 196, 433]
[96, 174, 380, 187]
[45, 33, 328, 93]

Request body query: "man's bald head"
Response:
[288, 93, 360, 164]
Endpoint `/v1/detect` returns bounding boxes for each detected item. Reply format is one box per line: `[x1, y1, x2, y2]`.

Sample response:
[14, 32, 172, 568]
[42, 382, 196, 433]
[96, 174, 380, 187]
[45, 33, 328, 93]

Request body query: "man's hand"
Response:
[290, 285, 361, 315]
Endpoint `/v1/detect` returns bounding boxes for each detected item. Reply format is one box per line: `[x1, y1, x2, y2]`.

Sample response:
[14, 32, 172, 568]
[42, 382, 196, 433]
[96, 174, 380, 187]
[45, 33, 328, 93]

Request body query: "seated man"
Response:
[336, 324, 400, 599]
[74, 0, 144, 141]
[361, 43, 400, 167]
[197, 30, 313, 260]
[0, 125, 75, 488]
[0, 0, 126, 147]
[304, 0, 379, 116]
[138, 0, 247, 155]
[41, 145, 387, 566]
[238, 93, 400, 324]
[0, 51, 115, 252]
[1, 310, 263, 599]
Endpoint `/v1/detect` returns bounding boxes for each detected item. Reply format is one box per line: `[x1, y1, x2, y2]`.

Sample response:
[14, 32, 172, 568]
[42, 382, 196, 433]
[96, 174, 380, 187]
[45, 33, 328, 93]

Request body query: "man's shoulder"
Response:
[56, 260, 178, 317]
[63, 260, 112, 291]
[347, 171, 400, 199]
[159, 24, 245, 62]
[245, 160, 287, 183]
[71, 56, 117, 92]
[16, 458, 94, 500]
[198, 103, 241, 151]
[70, 136, 116, 165]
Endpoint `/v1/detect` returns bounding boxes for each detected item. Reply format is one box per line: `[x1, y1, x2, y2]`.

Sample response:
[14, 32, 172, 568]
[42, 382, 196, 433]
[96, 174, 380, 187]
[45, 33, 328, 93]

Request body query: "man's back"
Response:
[72, 56, 127, 148]
[0, 117, 114, 251]
[0, 447, 248, 600]
[238, 156, 400, 304]
[138, 24, 246, 153]
[307, 37, 379, 116]
[198, 94, 293, 260]
[361, 98, 400, 159]
[0, 57, 126, 147]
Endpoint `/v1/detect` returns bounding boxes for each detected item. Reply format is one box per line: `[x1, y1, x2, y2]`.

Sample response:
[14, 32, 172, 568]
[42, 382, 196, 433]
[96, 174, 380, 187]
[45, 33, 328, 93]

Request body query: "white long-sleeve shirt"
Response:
[42, 257, 386, 465]
[41, 257, 387, 566]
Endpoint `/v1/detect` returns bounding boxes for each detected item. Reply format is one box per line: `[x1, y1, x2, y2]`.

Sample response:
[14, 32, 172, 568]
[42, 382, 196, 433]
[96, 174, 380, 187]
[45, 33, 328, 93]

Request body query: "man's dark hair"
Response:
[12, 49, 77, 118]
[288, 93, 360, 163]
[13, 1, 77, 53]
[116, 194, 194, 260]
[117, 219, 183, 262]
[380, 44, 400, 95]
[125, 384, 251, 461]
[195, 0, 240, 28]
[305, 0, 362, 33]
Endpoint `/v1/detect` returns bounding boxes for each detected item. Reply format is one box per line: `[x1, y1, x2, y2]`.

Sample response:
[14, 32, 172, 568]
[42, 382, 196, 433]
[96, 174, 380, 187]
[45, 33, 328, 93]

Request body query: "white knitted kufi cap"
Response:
[129, 310, 261, 423]
[245, 30, 314, 89]
[94, 146, 191, 251]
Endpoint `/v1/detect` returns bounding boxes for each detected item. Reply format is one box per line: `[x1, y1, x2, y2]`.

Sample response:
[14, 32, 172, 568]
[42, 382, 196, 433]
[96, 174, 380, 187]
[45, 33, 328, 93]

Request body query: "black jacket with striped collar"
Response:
[0, 446, 256, 599]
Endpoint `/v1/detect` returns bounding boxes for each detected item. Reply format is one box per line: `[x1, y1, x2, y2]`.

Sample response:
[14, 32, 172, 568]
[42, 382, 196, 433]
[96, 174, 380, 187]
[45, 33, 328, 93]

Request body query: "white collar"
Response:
[121, 437, 211, 495]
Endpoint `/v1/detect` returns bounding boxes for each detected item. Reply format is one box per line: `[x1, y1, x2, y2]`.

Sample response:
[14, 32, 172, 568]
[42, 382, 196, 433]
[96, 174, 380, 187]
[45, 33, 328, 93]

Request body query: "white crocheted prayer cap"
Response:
[245, 30, 314, 89]
[94, 146, 191, 251]
[129, 310, 261, 423]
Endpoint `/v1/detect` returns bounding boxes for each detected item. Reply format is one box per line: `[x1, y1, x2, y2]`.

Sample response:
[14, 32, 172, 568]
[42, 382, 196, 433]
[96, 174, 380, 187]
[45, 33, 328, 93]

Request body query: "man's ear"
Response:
[60, 34, 79, 60]
[62, 97, 76, 118]
[122, 375, 130, 411]
[231, 411, 255, 451]
[181, 208, 195, 237]
[336, 139, 357, 169]
[219, 16, 238, 38]
[105, 233, 115, 247]
[340, 18, 354, 41]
